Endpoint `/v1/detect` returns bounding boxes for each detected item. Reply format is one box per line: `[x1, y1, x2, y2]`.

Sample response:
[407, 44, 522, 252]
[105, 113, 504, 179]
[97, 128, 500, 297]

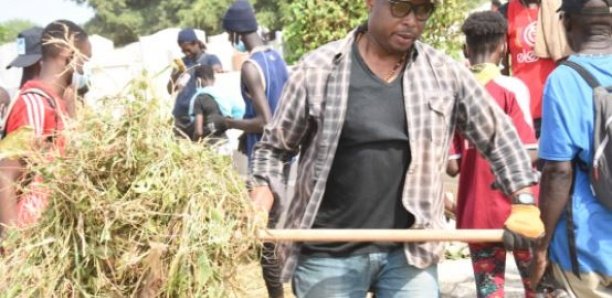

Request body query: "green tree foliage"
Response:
[73, 0, 288, 46]
[282, 0, 366, 64]
[253, 0, 290, 32]
[282, 0, 468, 64]
[72, 0, 228, 46]
[0, 19, 37, 44]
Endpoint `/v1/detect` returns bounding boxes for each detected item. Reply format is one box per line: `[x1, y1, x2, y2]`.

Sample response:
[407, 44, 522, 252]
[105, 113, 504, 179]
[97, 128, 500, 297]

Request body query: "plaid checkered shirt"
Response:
[250, 27, 539, 282]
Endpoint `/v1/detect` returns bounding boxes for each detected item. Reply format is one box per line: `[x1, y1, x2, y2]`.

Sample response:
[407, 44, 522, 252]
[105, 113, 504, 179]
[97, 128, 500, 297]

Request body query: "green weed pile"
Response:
[0, 76, 259, 297]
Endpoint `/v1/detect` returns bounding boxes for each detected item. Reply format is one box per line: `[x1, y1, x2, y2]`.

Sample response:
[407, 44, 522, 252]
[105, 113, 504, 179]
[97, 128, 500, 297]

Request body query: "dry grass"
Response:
[0, 73, 261, 297]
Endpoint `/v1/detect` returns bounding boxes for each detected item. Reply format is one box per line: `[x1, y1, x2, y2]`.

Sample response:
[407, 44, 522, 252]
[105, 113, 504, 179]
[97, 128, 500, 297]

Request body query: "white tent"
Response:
[0, 41, 23, 98]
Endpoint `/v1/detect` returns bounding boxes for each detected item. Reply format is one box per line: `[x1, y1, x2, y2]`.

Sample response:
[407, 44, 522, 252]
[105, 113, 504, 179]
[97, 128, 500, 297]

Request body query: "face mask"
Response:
[234, 41, 247, 53]
[72, 71, 88, 91]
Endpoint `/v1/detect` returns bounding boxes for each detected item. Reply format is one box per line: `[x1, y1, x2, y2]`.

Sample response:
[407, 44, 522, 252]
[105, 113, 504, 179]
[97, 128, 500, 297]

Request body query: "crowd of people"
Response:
[0, 0, 611, 297]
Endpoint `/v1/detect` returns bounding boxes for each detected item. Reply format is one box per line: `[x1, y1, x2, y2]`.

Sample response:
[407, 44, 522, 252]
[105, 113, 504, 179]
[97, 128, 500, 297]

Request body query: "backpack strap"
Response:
[566, 158, 582, 279]
[561, 60, 602, 89]
[188, 89, 208, 123]
[1, 88, 59, 140]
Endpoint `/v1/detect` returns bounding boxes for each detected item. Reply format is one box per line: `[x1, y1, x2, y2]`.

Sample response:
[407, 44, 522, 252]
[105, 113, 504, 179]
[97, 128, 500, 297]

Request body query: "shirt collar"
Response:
[250, 45, 271, 55]
[469, 63, 501, 85]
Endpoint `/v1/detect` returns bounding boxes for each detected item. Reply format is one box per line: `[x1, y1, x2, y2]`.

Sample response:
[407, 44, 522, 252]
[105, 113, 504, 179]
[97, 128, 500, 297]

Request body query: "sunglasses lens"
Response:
[390, 1, 434, 21]
[391, 1, 412, 18]
[414, 4, 434, 20]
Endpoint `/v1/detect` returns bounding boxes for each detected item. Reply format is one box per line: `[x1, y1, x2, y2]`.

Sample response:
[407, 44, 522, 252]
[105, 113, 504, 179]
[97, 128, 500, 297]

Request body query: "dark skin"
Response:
[167, 41, 222, 94]
[20, 63, 41, 88]
[530, 1, 612, 288]
[224, 31, 270, 134]
[358, 0, 429, 81]
[0, 38, 92, 236]
[16, 60, 79, 118]
[193, 77, 214, 141]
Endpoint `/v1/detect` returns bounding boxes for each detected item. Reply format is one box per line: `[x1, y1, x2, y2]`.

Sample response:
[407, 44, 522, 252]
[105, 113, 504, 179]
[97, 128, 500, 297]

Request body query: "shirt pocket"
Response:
[426, 91, 455, 145]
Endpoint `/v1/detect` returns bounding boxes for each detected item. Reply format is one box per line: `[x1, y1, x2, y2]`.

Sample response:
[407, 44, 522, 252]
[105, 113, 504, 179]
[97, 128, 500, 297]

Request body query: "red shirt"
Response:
[5, 80, 66, 139]
[4, 80, 66, 226]
[450, 76, 537, 230]
[507, 0, 556, 119]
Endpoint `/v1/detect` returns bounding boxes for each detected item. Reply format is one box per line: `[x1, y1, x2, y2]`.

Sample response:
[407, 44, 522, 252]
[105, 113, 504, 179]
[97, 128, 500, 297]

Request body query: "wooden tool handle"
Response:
[258, 229, 504, 243]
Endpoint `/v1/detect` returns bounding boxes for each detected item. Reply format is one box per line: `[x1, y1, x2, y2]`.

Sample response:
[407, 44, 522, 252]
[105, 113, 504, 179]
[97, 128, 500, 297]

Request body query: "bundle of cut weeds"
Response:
[0, 75, 260, 297]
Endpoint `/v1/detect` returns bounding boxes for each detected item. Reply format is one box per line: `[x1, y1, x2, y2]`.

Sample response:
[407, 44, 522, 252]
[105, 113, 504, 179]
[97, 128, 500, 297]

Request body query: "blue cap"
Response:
[222, 0, 259, 33]
[177, 28, 198, 44]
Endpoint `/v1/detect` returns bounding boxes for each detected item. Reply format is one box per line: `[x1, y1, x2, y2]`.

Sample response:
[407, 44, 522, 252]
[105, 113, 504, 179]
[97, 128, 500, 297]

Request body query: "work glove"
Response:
[503, 204, 545, 251]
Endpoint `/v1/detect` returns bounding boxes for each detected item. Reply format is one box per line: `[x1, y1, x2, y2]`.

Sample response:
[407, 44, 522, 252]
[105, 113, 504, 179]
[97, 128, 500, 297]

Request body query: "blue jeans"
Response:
[293, 248, 439, 298]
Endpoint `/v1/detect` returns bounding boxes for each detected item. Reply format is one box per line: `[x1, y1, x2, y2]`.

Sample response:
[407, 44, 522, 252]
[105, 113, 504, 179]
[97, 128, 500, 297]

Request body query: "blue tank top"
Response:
[241, 48, 288, 160]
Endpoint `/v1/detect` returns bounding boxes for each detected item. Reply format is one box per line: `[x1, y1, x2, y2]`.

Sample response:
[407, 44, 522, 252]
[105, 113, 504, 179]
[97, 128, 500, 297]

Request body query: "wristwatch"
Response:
[513, 193, 536, 205]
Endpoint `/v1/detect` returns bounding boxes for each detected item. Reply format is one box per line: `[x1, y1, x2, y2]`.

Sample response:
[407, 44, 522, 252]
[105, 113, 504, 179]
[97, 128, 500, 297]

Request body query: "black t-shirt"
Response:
[192, 94, 227, 141]
[301, 41, 414, 257]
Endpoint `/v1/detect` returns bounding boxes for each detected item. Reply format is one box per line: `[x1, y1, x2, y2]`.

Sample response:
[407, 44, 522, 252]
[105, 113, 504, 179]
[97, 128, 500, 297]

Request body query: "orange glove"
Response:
[503, 204, 545, 250]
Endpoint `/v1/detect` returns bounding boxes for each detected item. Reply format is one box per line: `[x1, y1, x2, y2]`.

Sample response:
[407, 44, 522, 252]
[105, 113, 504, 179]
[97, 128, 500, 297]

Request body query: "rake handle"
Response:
[257, 229, 504, 243]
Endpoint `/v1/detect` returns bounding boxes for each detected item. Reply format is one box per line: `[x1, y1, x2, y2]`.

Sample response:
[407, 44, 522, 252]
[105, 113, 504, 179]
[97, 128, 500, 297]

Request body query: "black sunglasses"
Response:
[387, 0, 435, 21]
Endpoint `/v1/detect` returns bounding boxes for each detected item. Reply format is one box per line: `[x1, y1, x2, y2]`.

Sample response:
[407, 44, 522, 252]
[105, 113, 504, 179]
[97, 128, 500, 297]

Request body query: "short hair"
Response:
[194, 64, 215, 82]
[41, 20, 88, 59]
[462, 11, 508, 56]
[491, 0, 502, 7]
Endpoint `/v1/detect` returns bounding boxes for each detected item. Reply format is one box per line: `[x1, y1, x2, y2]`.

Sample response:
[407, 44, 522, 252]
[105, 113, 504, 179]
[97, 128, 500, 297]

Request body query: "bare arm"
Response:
[530, 160, 573, 286]
[0, 159, 24, 236]
[194, 114, 204, 141]
[249, 64, 310, 212]
[226, 62, 271, 133]
[538, 161, 573, 248]
[167, 69, 181, 94]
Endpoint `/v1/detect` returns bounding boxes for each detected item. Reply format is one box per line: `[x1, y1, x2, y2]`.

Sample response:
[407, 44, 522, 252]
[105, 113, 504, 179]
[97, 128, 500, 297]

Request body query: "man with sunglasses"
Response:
[250, 0, 543, 297]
